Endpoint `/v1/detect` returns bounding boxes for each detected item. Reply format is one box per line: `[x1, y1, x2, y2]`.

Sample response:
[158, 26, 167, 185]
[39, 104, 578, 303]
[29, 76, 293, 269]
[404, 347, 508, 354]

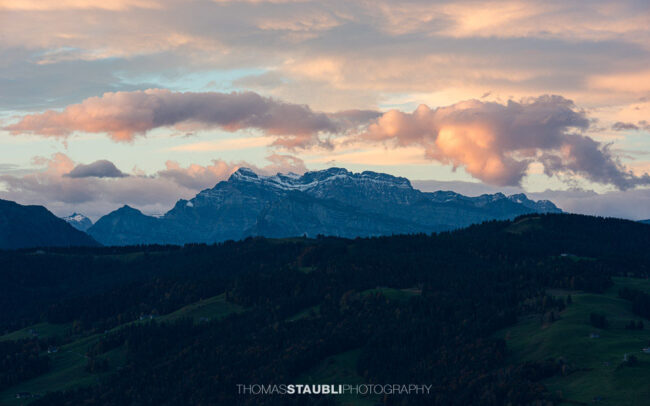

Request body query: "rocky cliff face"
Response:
[88, 167, 561, 246]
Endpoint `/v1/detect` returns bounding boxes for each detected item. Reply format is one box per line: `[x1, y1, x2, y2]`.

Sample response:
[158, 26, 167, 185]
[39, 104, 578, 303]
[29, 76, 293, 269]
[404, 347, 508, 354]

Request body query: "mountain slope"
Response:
[0, 199, 99, 249]
[88, 205, 185, 246]
[89, 168, 562, 246]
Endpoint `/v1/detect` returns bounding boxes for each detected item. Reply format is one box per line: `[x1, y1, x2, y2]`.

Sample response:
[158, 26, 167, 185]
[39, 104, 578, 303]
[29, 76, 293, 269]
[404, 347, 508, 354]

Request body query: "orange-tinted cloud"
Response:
[4, 89, 373, 145]
[363, 96, 650, 189]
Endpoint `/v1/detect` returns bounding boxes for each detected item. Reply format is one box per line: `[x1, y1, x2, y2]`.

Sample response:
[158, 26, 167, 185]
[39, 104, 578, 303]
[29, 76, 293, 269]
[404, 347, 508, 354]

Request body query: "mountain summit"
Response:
[88, 168, 561, 246]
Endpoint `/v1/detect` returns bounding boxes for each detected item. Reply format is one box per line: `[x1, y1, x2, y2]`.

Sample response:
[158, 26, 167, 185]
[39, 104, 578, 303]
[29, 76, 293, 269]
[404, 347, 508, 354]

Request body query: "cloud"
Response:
[157, 160, 239, 190]
[3, 0, 649, 117]
[362, 95, 650, 189]
[260, 153, 307, 175]
[64, 159, 127, 178]
[612, 121, 640, 131]
[326, 109, 383, 128]
[158, 153, 306, 190]
[0, 152, 308, 219]
[167, 136, 273, 152]
[612, 121, 650, 131]
[4, 89, 373, 146]
[1, 0, 160, 11]
[7, 92, 648, 190]
[528, 187, 650, 221]
[412, 179, 526, 197]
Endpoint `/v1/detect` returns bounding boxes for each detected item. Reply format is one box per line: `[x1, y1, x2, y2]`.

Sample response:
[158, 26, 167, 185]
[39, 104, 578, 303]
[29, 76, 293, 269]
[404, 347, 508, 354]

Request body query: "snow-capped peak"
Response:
[61, 212, 93, 231]
[226, 167, 412, 192]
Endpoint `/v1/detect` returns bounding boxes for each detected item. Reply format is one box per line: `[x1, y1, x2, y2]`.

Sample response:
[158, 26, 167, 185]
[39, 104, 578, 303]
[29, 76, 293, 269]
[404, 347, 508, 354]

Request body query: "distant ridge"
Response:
[0, 199, 99, 249]
[88, 167, 561, 246]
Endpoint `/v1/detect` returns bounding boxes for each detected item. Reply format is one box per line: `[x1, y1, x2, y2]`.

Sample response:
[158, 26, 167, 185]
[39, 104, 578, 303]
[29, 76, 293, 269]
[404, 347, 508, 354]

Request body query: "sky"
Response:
[1, 0, 650, 220]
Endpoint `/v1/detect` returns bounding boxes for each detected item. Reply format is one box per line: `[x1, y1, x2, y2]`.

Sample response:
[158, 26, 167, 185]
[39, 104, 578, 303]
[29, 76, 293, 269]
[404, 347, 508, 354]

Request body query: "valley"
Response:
[0, 214, 649, 405]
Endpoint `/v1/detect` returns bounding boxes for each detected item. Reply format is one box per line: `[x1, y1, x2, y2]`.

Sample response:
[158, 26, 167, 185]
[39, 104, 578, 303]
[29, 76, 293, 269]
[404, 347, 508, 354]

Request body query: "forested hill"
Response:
[1, 213, 650, 405]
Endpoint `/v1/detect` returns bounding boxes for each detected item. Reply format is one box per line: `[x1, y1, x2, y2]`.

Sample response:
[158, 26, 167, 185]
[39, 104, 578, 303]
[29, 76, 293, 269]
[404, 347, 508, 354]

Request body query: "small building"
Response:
[16, 392, 33, 399]
[47, 346, 59, 354]
[589, 332, 600, 339]
[642, 347, 650, 354]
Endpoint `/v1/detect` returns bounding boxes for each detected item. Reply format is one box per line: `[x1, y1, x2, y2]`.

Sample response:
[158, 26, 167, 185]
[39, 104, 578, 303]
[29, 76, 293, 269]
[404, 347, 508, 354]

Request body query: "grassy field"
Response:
[0, 331, 127, 404]
[286, 287, 419, 322]
[8, 277, 648, 405]
[0, 323, 71, 343]
[297, 349, 376, 406]
[505, 216, 543, 234]
[0, 292, 243, 404]
[286, 305, 321, 322]
[496, 277, 650, 405]
[157, 293, 244, 323]
[360, 287, 421, 301]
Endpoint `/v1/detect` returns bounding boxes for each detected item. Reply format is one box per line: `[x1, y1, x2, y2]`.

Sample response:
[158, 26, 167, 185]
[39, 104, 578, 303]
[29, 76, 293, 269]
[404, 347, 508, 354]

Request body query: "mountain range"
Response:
[0, 199, 99, 249]
[86, 167, 561, 246]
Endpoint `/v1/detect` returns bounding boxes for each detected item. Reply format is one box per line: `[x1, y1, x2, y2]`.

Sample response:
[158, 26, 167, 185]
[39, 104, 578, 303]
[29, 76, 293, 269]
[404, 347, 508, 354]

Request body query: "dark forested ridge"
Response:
[1, 213, 650, 405]
[0, 199, 99, 250]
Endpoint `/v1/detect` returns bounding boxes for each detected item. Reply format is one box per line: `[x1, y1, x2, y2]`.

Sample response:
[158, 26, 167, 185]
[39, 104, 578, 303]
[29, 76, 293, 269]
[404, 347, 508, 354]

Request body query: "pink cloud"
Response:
[363, 95, 650, 189]
[4, 89, 364, 144]
[5, 91, 648, 190]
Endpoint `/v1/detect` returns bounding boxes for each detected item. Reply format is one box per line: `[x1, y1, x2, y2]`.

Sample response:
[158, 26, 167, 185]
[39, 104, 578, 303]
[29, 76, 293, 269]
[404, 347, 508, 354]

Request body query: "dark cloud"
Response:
[327, 109, 383, 128]
[612, 121, 650, 132]
[612, 121, 640, 131]
[539, 135, 650, 189]
[64, 160, 127, 178]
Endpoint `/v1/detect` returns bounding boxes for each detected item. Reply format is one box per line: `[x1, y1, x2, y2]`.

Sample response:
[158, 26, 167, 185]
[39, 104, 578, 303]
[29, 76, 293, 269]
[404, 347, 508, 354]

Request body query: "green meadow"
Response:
[496, 277, 650, 405]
